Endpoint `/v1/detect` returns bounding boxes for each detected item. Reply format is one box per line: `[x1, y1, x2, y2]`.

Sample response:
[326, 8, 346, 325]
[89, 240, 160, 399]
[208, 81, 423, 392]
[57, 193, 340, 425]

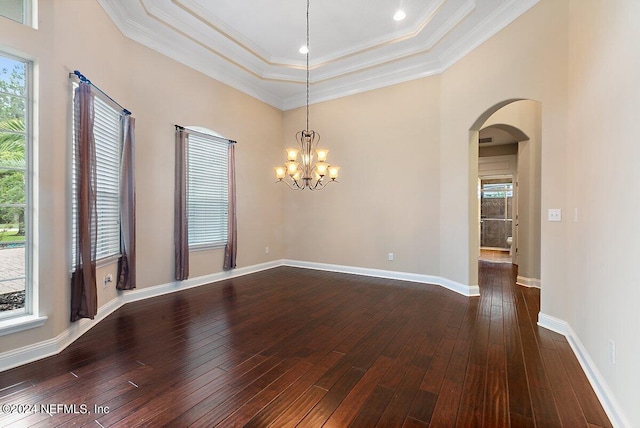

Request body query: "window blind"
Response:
[187, 133, 228, 247]
[72, 90, 122, 262]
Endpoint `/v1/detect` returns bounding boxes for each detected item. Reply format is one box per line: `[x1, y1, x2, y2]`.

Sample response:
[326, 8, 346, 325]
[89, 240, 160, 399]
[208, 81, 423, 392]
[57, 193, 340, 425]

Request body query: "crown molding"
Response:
[282, 56, 443, 110]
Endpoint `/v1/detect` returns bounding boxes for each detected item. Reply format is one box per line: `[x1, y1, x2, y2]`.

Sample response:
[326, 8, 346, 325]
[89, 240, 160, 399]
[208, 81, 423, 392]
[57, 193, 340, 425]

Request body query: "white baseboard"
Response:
[538, 312, 631, 428]
[283, 259, 480, 297]
[516, 275, 541, 289]
[0, 259, 478, 373]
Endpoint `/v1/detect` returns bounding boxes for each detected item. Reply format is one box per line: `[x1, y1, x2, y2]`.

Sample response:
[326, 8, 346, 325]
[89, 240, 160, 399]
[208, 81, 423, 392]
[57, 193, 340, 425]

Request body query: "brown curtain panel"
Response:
[117, 115, 136, 290]
[174, 127, 189, 280]
[223, 142, 237, 271]
[70, 82, 98, 322]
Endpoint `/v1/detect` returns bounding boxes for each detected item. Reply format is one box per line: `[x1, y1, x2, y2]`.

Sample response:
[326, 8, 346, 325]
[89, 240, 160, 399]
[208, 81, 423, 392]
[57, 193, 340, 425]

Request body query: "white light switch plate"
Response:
[548, 209, 562, 222]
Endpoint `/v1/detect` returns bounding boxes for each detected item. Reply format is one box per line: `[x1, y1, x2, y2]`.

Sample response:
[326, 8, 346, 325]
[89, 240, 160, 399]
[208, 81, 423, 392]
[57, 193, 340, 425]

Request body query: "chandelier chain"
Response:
[306, 0, 310, 132]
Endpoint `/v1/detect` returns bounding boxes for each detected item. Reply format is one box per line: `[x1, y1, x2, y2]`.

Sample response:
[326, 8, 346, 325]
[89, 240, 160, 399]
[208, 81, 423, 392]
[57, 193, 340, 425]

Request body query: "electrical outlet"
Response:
[548, 208, 562, 222]
[103, 274, 113, 288]
[265, 246, 270, 254]
[388, 252, 394, 261]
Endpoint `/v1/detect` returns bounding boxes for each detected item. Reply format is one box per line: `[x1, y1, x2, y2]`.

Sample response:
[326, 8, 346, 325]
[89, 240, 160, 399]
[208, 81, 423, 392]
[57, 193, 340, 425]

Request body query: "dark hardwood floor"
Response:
[0, 262, 611, 427]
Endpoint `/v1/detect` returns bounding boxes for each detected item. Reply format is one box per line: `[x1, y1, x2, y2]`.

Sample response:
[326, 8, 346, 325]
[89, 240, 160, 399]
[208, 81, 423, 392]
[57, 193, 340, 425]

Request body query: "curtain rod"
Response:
[70, 70, 132, 116]
[175, 125, 236, 145]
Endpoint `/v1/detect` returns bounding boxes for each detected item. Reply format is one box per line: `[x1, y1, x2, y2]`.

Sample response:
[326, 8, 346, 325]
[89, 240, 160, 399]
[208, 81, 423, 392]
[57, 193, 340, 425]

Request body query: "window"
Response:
[71, 87, 122, 262]
[187, 132, 228, 248]
[480, 179, 513, 249]
[0, 52, 30, 318]
[0, 0, 32, 26]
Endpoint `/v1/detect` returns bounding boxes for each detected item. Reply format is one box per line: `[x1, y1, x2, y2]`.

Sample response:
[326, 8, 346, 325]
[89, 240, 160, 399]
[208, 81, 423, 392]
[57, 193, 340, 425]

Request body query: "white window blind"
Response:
[72, 89, 122, 262]
[187, 133, 228, 247]
[0, 0, 26, 25]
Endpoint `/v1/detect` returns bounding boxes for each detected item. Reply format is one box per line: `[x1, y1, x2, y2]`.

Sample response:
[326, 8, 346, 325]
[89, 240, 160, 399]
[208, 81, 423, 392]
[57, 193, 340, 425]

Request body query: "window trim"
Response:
[0, 0, 36, 28]
[0, 314, 47, 337]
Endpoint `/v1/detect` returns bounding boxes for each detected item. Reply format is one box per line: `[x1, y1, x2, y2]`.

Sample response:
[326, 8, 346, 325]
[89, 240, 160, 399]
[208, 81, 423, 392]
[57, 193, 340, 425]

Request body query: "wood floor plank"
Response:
[483, 343, 510, 428]
[242, 350, 343, 428]
[554, 341, 612, 427]
[428, 377, 464, 427]
[215, 359, 313, 427]
[323, 355, 393, 427]
[420, 350, 454, 394]
[376, 364, 426, 428]
[296, 366, 365, 427]
[407, 389, 438, 425]
[0, 264, 612, 428]
[264, 385, 327, 428]
[504, 304, 534, 420]
[348, 384, 396, 428]
[540, 347, 590, 427]
[455, 362, 486, 427]
[186, 358, 293, 427]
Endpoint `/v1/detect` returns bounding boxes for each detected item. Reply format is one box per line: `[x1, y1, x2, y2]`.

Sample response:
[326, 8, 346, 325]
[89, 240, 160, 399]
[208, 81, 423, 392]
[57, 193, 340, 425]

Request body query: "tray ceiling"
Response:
[97, 0, 539, 110]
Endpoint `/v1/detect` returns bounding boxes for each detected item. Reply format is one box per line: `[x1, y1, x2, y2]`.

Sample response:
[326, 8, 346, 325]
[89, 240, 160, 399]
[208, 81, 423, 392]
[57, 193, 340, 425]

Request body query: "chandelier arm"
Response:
[277, 178, 305, 190]
[309, 178, 337, 191]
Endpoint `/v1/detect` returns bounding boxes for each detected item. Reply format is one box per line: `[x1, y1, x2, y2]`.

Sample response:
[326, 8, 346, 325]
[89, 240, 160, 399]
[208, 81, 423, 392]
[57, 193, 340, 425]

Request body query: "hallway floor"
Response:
[479, 248, 512, 264]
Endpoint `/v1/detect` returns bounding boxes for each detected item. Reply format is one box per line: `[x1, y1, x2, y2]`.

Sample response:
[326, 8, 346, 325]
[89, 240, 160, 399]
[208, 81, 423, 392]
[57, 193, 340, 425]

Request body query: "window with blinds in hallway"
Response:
[187, 133, 228, 248]
[71, 90, 122, 262]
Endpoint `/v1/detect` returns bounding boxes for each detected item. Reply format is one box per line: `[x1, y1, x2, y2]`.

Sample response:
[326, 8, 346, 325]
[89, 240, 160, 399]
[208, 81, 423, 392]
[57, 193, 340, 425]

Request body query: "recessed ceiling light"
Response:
[299, 45, 309, 54]
[393, 10, 406, 21]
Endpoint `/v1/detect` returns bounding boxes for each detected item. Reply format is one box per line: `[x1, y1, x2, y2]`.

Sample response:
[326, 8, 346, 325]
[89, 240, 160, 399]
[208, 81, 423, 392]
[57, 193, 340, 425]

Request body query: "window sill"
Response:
[0, 314, 48, 337]
[96, 254, 121, 268]
[189, 243, 226, 252]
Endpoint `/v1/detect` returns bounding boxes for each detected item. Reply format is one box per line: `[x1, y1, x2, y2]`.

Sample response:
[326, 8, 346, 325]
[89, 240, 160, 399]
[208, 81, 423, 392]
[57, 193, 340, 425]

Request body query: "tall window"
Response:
[0, 0, 32, 26]
[187, 132, 228, 248]
[0, 53, 30, 318]
[71, 87, 122, 262]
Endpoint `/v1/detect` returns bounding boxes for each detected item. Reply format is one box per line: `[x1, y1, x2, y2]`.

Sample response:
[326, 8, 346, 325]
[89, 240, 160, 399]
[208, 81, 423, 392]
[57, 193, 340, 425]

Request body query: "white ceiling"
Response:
[97, 0, 539, 110]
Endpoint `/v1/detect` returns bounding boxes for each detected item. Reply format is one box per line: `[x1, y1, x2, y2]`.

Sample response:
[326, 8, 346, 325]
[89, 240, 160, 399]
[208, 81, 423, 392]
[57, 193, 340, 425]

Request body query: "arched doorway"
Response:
[469, 100, 542, 290]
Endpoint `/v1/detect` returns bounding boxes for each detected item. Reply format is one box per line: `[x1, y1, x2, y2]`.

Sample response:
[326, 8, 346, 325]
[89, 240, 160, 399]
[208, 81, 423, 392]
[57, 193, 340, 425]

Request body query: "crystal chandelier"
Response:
[274, 0, 340, 190]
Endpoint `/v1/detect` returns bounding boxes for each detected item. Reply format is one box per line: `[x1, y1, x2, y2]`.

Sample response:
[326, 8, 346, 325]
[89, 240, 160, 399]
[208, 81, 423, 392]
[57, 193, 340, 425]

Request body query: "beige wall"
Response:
[282, 77, 441, 275]
[0, 0, 285, 352]
[281, 0, 569, 293]
[565, 1, 640, 425]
